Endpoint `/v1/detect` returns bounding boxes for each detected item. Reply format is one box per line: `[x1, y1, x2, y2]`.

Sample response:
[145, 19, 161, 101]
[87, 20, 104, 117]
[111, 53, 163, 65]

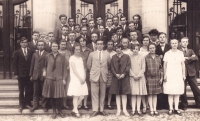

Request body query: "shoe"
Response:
[149, 111, 154, 116]
[18, 106, 23, 113]
[142, 108, 146, 114]
[43, 108, 48, 112]
[30, 107, 38, 112]
[58, 111, 66, 118]
[168, 110, 173, 115]
[26, 105, 32, 111]
[130, 111, 135, 116]
[116, 111, 121, 116]
[91, 111, 99, 117]
[138, 111, 142, 116]
[63, 106, 70, 110]
[123, 111, 130, 116]
[174, 110, 182, 116]
[154, 111, 159, 116]
[83, 105, 90, 111]
[107, 105, 113, 110]
[51, 113, 57, 119]
[78, 105, 82, 109]
[74, 113, 81, 118]
[182, 107, 187, 110]
[100, 111, 108, 116]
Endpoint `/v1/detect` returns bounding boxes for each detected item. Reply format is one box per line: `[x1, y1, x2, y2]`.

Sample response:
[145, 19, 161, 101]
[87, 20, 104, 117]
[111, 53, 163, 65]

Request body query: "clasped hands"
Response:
[115, 74, 125, 80]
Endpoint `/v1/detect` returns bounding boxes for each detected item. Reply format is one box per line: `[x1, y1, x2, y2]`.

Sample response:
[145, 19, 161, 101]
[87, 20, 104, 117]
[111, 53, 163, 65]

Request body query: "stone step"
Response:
[0, 85, 18, 91]
[0, 79, 18, 85]
[0, 92, 19, 98]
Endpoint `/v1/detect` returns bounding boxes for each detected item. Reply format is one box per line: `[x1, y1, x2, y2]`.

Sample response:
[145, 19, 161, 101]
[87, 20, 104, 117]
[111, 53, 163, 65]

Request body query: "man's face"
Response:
[68, 33, 76, 41]
[79, 38, 86, 47]
[159, 34, 166, 44]
[111, 34, 118, 42]
[68, 19, 74, 27]
[37, 42, 44, 51]
[106, 19, 113, 27]
[91, 34, 98, 43]
[88, 21, 95, 28]
[59, 42, 67, 50]
[60, 17, 67, 24]
[20, 40, 28, 48]
[116, 29, 123, 36]
[97, 17, 103, 25]
[81, 28, 87, 35]
[133, 16, 139, 23]
[113, 17, 119, 25]
[116, 47, 122, 54]
[61, 27, 69, 36]
[99, 26, 105, 33]
[96, 41, 104, 51]
[128, 23, 135, 31]
[75, 25, 81, 33]
[181, 38, 189, 48]
[121, 39, 128, 49]
[48, 34, 54, 42]
[107, 42, 113, 50]
[81, 20, 87, 26]
[120, 18, 126, 25]
[32, 33, 39, 40]
[130, 32, 138, 41]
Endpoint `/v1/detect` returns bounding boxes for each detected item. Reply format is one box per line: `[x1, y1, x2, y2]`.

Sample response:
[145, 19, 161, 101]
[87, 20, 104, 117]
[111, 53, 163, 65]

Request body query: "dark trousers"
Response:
[157, 93, 169, 109]
[50, 98, 62, 113]
[33, 79, 48, 108]
[18, 77, 33, 107]
[180, 76, 200, 108]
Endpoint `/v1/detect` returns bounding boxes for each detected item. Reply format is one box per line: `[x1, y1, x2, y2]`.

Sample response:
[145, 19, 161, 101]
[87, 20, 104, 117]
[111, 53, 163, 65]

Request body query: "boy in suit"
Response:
[98, 25, 107, 44]
[44, 32, 54, 53]
[66, 31, 79, 54]
[180, 37, 200, 110]
[87, 39, 110, 117]
[155, 32, 171, 110]
[104, 18, 115, 42]
[54, 14, 68, 40]
[87, 33, 98, 51]
[13, 37, 34, 113]
[75, 26, 91, 44]
[87, 19, 99, 37]
[68, 18, 75, 31]
[74, 24, 81, 38]
[116, 27, 123, 42]
[95, 16, 103, 30]
[28, 31, 40, 52]
[57, 25, 69, 44]
[125, 21, 142, 42]
[112, 16, 120, 31]
[81, 18, 88, 28]
[132, 14, 142, 32]
[29, 40, 49, 112]
[120, 16, 128, 37]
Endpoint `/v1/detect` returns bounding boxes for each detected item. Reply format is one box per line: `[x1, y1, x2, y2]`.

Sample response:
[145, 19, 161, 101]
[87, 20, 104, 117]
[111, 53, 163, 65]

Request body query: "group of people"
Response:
[12, 14, 200, 119]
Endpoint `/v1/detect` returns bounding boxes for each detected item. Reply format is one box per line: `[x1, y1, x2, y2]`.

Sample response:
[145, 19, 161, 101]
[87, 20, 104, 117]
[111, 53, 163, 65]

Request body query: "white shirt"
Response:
[106, 26, 113, 31]
[22, 48, 27, 56]
[39, 50, 44, 56]
[160, 43, 166, 51]
[92, 42, 96, 50]
[62, 35, 68, 41]
[33, 40, 37, 46]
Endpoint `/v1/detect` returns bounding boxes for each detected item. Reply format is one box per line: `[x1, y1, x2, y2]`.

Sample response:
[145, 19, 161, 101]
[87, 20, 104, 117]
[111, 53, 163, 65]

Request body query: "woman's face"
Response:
[170, 39, 178, 49]
[132, 46, 139, 55]
[142, 37, 150, 46]
[149, 44, 156, 54]
[116, 47, 122, 54]
[51, 43, 58, 52]
[74, 46, 81, 56]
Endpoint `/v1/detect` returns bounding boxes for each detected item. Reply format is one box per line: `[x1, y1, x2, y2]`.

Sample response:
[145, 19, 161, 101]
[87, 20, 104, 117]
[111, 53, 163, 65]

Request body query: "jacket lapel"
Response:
[39, 51, 47, 60]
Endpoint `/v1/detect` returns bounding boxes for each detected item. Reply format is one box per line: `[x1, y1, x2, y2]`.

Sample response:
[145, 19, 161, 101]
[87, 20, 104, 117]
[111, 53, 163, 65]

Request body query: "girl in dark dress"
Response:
[42, 42, 67, 119]
[109, 43, 131, 116]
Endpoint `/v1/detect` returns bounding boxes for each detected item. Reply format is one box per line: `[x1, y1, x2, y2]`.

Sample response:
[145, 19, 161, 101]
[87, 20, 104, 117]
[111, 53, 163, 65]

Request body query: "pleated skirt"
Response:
[42, 79, 66, 98]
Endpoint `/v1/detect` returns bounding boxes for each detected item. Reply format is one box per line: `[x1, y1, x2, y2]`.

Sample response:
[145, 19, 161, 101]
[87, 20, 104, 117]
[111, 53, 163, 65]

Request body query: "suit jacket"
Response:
[134, 23, 142, 32]
[156, 43, 171, 65]
[13, 48, 34, 77]
[44, 42, 52, 53]
[54, 24, 68, 40]
[29, 51, 48, 81]
[98, 32, 108, 43]
[121, 24, 129, 37]
[66, 41, 79, 54]
[179, 48, 198, 76]
[28, 40, 38, 52]
[57, 36, 68, 45]
[87, 50, 110, 82]
[87, 28, 99, 37]
[87, 42, 96, 51]
[104, 28, 115, 42]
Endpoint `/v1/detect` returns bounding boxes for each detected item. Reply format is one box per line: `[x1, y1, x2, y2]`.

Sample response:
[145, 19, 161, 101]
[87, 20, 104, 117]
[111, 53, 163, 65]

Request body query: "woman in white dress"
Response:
[163, 39, 185, 116]
[67, 43, 88, 117]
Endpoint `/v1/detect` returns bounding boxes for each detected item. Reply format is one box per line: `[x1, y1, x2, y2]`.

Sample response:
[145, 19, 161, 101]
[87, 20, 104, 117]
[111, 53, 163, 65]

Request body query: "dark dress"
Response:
[145, 53, 162, 94]
[42, 53, 67, 98]
[109, 54, 131, 95]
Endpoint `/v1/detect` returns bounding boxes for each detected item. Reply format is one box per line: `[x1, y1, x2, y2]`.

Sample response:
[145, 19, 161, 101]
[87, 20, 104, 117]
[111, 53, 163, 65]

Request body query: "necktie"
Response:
[184, 49, 187, 55]
[24, 49, 27, 60]
[99, 51, 101, 61]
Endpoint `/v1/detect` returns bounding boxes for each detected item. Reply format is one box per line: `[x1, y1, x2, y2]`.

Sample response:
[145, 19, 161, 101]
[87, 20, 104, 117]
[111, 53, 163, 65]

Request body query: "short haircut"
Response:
[59, 14, 67, 20]
[107, 40, 114, 44]
[81, 26, 87, 30]
[91, 32, 98, 37]
[99, 25, 104, 28]
[128, 21, 134, 25]
[88, 19, 94, 23]
[170, 39, 179, 43]
[142, 34, 150, 41]
[68, 31, 76, 35]
[52, 42, 58, 46]
[62, 25, 69, 29]
[32, 31, 39, 35]
[112, 33, 117, 37]
[81, 18, 88, 21]
[106, 18, 113, 21]
[20, 37, 28, 42]
[79, 37, 87, 42]
[48, 32, 54, 35]
[181, 37, 189, 40]
[116, 27, 123, 31]
[96, 16, 102, 19]
[96, 39, 104, 43]
[128, 30, 138, 37]
[120, 16, 126, 20]
[149, 29, 159, 36]
[132, 14, 141, 20]
[158, 32, 167, 37]
[68, 18, 74, 22]
[74, 24, 80, 27]
[121, 38, 129, 42]
[59, 40, 67, 45]
[147, 43, 156, 51]
[115, 43, 123, 49]
[112, 16, 119, 20]
[130, 44, 140, 51]
[37, 40, 45, 46]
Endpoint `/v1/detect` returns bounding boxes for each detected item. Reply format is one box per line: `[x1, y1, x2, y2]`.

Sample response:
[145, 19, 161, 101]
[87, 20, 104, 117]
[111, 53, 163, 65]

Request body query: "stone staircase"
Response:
[0, 79, 199, 115]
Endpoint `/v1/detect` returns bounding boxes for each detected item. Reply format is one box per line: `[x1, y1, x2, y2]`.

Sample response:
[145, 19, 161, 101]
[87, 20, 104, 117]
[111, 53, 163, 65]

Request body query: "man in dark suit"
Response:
[180, 37, 200, 110]
[112, 16, 121, 32]
[125, 22, 142, 43]
[95, 16, 103, 30]
[87, 19, 99, 37]
[74, 24, 81, 38]
[28, 31, 40, 52]
[29, 40, 49, 112]
[80, 18, 89, 28]
[68, 18, 75, 32]
[13, 37, 34, 113]
[132, 14, 142, 32]
[98, 25, 107, 44]
[44, 32, 54, 53]
[87, 33, 98, 51]
[75, 26, 91, 44]
[66, 31, 79, 54]
[57, 25, 69, 44]
[54, 14, 68, 40]
[120, 16, 128, 37]
[155, 32, 171, 110]
[104, 18, 115, 42]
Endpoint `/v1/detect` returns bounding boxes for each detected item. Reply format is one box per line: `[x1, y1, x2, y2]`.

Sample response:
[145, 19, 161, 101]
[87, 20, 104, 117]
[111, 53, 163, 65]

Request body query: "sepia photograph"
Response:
[0, 0, 200, 120]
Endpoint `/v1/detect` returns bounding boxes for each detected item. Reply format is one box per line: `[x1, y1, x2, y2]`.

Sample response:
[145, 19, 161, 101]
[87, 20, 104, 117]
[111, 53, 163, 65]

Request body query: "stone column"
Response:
[142, 0, 167, 34]
[33, 0, 56, 34]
